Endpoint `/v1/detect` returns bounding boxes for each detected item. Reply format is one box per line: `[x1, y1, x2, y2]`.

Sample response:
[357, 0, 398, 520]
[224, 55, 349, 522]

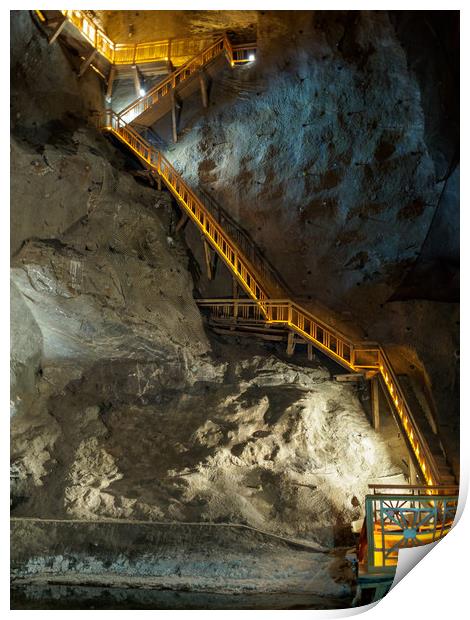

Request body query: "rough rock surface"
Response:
[158, 9, 459, 467]
[10, 113, 404, 554]
[10, 8, 457, 600]
[11, 520, 355, 607]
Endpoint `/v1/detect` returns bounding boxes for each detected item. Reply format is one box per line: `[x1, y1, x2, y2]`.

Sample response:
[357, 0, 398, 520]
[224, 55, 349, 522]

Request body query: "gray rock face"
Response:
[169, 11, 441, 307]
[10, 9, 457, 597]
[158, 9, 458, 470]
[10, 127, 404, 548]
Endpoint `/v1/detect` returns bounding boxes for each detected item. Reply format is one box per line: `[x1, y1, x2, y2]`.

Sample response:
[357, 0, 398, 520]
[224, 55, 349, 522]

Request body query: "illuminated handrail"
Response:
[195, 299, 444, 487]
[61, 10, 115, 62]
[196, 187, 286, 298]
[37, 10, 254, 69]
[231, 43, 257, 64]
[96, 62, 447, 489]
[118, 35, 232, 124]
[100, 111, 271, 304]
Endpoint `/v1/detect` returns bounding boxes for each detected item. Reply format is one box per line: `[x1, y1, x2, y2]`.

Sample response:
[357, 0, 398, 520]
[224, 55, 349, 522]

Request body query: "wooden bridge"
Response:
[33, 9, 458, 584]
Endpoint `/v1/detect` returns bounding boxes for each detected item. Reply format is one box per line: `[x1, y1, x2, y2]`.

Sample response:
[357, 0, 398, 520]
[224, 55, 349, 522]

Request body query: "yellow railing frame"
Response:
[119, 35, 232, 124]
[35, 10, 254, 69]
[195, 299, 442, 487]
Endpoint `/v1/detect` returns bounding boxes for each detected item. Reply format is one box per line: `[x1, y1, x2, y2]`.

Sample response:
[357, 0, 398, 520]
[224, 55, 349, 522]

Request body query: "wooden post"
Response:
[232, 277, 239, 319]
[132, 65, 141, 98]
[307, 343, 313, 361]
[78, 49, 98, 78]
[408, 455, 417, 485]
[170, 90, 178, 143]
[175, 213, 189, 233]
[168, 39, 172, 66]
[157, 176, 162, 191]
[199, 71, 208, 108]
[371, 375, 380, 430]
[286, 331, 295, 357]
[106, 65, 116, 101]
[203, 239, 214, 280]
[48, 16, 67, 45]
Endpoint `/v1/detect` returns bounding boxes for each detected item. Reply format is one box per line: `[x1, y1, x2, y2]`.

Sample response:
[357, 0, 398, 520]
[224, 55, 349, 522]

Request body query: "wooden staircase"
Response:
[34, 9, 456, 490]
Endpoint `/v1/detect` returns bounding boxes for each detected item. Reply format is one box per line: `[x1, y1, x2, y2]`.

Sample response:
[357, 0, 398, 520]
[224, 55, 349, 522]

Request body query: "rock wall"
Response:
[159, 9, 459, 467]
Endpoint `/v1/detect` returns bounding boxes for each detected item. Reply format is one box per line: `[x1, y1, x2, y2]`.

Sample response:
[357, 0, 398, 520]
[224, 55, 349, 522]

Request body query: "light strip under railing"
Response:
[100, 111, 271, 305]
[36, 10, 255, 69]
[195, 299, 442, 486]
[96, 107, 445, 491]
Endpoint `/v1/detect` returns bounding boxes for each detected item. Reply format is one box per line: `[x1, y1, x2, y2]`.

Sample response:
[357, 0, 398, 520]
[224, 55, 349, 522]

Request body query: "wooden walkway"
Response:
[34, 9, 455, 491]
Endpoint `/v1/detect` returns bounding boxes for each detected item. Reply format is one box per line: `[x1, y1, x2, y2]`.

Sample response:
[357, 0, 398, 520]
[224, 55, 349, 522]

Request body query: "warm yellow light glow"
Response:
[101, 109, 438, 491]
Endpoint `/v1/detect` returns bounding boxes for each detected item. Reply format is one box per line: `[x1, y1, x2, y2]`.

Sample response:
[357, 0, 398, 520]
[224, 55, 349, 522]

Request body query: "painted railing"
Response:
[99, 111, 272, 303]
[96, 54, 447, 489]
[119, 35, 232, 125]
[37, 10, 255, 69]
[195, 299, 443, 487]
[359, 484, 458, 572]
[231, 43, 257, 64]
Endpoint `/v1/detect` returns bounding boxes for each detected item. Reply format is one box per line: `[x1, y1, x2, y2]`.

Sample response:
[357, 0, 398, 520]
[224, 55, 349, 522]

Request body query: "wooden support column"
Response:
[132, 65, 141, 98]
[175, 213, 189, 233]
[408, 454, 417, 484]
[307, 343, 313, 361]
[203, 239, 214, 280]
[199, 71, 208, 108]
[106, 66, 116, 101]
[157, 176, 162, 191]
[78, 49, 98, 78]
[232, 278, 239, 319]
[286, 331, 295, 357]
[370, 374, 380, 430]
[170, 89, 178, 143]
[48, 16, 67, 45]
[168, 39, 173, 68]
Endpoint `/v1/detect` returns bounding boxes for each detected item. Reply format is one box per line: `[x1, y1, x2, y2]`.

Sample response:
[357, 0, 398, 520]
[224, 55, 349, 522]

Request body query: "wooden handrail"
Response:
[100, 111, 272, 304]
[118, 35, 232, 124]
[93, 40, 448, 490]
[37, 10, 254, 69]
[195, 299, 443, 487]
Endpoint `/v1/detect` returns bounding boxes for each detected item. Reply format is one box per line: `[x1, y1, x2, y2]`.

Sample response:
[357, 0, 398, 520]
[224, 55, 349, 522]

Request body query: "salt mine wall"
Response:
[10, 9, 459, 609]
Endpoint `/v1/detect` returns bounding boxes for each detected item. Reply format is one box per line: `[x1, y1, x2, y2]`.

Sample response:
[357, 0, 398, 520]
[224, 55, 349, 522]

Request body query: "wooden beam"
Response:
[175, 213, 189, 233]
[170, 89, 178, 143]
[48, 16, 67, 45]
[232, 278, 239, 319]
[78, 49, 98, 78]
[199, 71, 208, 108]
[132, 65, 141, 98]
[408, 454, 417, 485]
[203, 239, 214, 280]
[371, 375, 380, 430]
[106, 65, 116, 101]
[307, 343, 313, 361]
[168, 39, 173, 66]
[334, 373, 364, 383]
[286, 331, 295, 357]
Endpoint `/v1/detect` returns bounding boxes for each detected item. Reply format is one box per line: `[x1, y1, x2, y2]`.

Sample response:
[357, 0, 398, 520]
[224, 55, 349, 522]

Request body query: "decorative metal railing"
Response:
[361, 484, 458, 572]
